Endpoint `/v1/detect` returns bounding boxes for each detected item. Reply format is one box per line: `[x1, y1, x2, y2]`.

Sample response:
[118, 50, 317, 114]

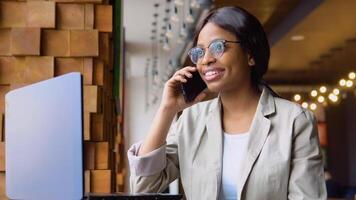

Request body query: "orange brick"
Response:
[0, 57, 28, 85]
[0, 86, 10, 114]
[95, 142, 108, 169]
[0, 1, 27, 28]
[91, 113, 104, 141]
[84, 142, 95, 170]
[93, 59, 104, 86]
[84, 112, 90, 141]
[85, 170, 91, 193]
[49, 0, 102, 3]
[27, 1, 55, 28]
[55, 58, 83, 76]
[23, 56, 54, 84]
[0, 173, 6, 200]
[57, 3, 85, 30]
[85, 4, 94, 30]
[84, 85, 102, 113]
[0, 114, 3, 141]
[42, 30, 70, 57]
[83, 58, 93, 85]
[98, 33, 110, 64]
[0, 29, 11, 56]
[70, 30, 99, 57]
[94, 5, 112, 32]
[11, 28, 41, 56]
[91, 170, 111, 193]
[0, 142, 4, 171]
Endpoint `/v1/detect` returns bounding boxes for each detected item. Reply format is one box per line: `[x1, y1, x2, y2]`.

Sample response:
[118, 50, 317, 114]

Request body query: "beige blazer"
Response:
[128, 86, 327, 200]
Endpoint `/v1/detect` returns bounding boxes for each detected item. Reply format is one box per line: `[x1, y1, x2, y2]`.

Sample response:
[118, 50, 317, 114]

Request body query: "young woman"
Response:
[128, 6, 326, 200]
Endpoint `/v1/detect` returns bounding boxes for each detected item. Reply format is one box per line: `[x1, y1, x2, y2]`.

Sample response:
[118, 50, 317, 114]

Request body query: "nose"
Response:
[199, 50, 216, 66]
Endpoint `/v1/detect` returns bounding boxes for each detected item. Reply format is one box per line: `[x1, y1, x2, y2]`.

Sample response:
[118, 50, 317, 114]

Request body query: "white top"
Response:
[220, 132, 250, 200]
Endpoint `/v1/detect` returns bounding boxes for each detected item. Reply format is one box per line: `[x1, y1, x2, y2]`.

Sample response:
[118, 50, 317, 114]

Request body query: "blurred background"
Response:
[0, 0, 355, 199]
[123, 0, 356, 199]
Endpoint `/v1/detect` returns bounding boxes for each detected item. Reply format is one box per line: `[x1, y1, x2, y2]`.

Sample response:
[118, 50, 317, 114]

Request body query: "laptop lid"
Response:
[5, 72, 83, 200]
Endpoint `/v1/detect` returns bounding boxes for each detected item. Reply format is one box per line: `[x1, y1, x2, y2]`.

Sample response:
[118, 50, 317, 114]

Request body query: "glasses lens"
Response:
[189, 47, 204, 64]
[209, 40, 225, 58]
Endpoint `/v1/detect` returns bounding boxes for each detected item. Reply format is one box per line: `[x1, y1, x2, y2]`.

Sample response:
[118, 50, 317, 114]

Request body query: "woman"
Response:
[128, 6, 326, 200]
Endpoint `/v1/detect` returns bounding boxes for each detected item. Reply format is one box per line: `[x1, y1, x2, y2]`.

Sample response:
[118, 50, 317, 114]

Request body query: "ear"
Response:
[247, 54, 255, 66]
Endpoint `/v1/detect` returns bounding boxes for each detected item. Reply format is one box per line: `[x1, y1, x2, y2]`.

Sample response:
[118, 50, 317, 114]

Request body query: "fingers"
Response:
[171, 66, 197, 83]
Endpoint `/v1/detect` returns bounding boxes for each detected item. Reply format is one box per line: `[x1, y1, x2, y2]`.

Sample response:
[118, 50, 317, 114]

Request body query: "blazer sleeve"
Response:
[127, 115, 181, 193]
[288, 109, 327, 200]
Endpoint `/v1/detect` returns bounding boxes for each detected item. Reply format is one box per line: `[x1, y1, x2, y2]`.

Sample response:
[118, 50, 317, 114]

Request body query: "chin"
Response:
[206, 82, 225, 93]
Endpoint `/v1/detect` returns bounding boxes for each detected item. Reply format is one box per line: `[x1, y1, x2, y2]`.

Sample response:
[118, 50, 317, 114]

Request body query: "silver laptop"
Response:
[5, 72, 83, 200]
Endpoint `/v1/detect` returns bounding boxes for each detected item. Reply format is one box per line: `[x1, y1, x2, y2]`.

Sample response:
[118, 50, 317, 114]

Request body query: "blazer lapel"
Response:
[237, 86, 275, 199]
[205, 99, 223, 200]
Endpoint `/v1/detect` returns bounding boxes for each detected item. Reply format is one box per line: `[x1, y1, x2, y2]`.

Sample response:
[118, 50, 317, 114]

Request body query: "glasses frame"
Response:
[188, 39, 241, 64]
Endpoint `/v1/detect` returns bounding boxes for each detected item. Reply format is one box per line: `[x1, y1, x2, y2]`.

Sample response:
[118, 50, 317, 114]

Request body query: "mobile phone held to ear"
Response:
[180, 70, 207, 103]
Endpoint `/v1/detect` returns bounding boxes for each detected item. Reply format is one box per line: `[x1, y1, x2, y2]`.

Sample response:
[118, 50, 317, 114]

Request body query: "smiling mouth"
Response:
[203, 69, 225, 82]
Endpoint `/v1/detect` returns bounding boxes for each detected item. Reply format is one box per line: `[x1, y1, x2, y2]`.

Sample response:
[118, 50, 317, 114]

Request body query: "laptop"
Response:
[5, 73, 182, 200]
[5, 72, 84, 199]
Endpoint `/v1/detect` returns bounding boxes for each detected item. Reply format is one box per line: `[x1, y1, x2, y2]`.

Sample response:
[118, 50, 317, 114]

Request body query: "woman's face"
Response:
[196, 22, 253, 93]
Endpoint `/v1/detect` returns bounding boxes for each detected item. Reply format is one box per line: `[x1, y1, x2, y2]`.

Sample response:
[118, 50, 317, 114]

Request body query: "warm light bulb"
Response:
[310, 103, 317, 110]
[319, 86, 327, 93]
[339, 79, 346, 86]
[346, 80, 353, 88]
[328, 93, 338, 102]
[311, 90, 318, 97]
[294, 94, 301, 102]
[348, 72, 355, 80]
[333, 88, 340, 95]
[317, 96, 325, 103]
[302, 102, 309, 109]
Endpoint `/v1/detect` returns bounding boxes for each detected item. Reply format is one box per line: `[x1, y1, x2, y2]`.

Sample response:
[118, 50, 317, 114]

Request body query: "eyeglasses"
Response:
[188, 39, 241, 64]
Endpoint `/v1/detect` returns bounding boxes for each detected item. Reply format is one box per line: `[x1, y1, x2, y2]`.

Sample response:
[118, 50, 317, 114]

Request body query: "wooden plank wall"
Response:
[0, 0, 124, 198]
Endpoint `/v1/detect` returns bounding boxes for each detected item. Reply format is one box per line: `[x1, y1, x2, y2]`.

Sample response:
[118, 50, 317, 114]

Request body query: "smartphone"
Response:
[180, 70, 207, 103]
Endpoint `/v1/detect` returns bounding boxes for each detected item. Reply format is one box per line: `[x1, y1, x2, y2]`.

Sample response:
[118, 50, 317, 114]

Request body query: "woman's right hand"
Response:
[160, 66, 207, 114]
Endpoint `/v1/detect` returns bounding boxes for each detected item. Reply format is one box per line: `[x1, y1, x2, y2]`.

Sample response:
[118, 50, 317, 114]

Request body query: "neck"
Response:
[220, 83, 261, 117]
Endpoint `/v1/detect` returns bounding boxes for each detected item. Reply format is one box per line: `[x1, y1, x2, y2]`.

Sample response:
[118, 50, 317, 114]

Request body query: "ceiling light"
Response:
[339, 79, 346, 87]
[349, 72, 355, 80]
[319, 86, 327, 93]
[291, 35, 305, 41]
[302, 102, 309, 109]
[171, 6, 179, 22]
[346, 80, 353, 88]
[333, 88, 340, 95]
[311, 90, 318, 97]
[317, 96, 325, 103]
[293, 94, 301, 102]
[310, 103, 317, 110]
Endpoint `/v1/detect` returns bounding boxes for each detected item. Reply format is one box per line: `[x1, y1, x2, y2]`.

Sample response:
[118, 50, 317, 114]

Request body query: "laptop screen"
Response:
[5, 73, 83, 200]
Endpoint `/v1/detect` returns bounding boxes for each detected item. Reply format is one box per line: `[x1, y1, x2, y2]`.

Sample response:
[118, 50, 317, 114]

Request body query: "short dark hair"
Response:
[193, 6, 270, 85]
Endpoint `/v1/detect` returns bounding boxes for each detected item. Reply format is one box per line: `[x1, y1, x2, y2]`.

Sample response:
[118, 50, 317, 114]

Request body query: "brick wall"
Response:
[0, 0, 124, 198]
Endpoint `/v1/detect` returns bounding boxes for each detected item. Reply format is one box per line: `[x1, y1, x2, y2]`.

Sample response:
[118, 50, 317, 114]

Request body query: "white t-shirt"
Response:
[220, 132, 250, 200]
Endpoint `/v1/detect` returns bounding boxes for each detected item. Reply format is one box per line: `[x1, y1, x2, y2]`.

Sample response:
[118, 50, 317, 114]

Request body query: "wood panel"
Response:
[0, 86, 10, 114]
[95, 142, 108, 169]
[0, 1, 27, 28]
[11, 28, 41, 56]
[70, 30, 99, 56]
[57, 3, 85, 30]
[23, 56, 54, 84]
[0, 143, 4, 171]
[91, 170, 111, 193]
[42, 30, 70, 57]
[94, 5, 112, 32]
[84, 85, 102, 113]
[27, 1, 56, 28]
[0, 29, 11, 56]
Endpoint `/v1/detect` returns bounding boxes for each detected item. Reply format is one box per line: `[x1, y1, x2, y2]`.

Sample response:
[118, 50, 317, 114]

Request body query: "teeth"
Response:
[205, 71, 218, 76]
